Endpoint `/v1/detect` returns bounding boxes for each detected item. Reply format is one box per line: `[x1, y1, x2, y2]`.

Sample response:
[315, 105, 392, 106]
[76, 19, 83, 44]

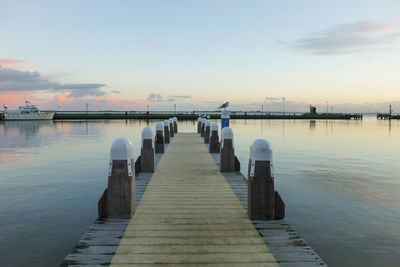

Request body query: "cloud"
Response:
[0, 68, 106, 98]
[0, 58, 26, 70]
[147, 93, 163, 102]
[289, 20, 400, 55]
[170, 95, 191, 99]
[166, 95, 192, 102]
[216, 0, 233, 7]
[111, 90, 121, 94]
[147, 93, 192, 102]
[265, 97, 284, 104]
[265, 97, 282, 101]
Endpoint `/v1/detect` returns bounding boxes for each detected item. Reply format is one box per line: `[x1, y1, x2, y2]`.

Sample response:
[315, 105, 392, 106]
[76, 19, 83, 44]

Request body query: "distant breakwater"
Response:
[51, 112, 362, 120]
[0, 111, 363, 120]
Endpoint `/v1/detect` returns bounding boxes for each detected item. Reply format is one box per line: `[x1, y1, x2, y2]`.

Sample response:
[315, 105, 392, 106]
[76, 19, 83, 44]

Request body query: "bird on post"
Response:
[217, 101, 230, 110]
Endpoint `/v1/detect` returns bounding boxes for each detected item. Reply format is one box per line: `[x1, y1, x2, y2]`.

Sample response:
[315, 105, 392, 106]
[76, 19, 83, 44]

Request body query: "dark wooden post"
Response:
[169, 118, 174, 138]
[173, 117, 178, 133]
[220, 127, 236, 172]
[98, 138, 135, 218]
[155, 122, 164, 153]
[209, 122, 220, 153]
[197, 117, 202, 133]
[248, 139, 278, 220]
[204, 120, 211, 144]
[164, 120, 170, 144]
[201, 118, 205, 137]
[140, 127, 155, 172]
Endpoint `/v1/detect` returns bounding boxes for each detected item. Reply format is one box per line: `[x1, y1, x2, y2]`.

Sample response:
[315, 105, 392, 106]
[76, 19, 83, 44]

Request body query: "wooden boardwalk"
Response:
[63, 133, 326, 266]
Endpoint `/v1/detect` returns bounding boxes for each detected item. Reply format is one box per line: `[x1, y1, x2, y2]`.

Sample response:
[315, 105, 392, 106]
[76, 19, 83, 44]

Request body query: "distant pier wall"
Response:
[45, 111, 364, 120]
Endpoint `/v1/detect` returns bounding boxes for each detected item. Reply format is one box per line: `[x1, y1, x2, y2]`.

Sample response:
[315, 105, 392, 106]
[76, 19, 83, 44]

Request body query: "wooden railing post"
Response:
[209, 122, 220, 153]
[155, 122, 164, 153]
[220, 127, 240, 172]
[169, 118, 175, 138]
[248, 139, 285, 220]
[140, 127, 155, 172]
[201, 118, 205, 137]
[164, 120, 170, 144]
[98, 138, 135, 218]
[173, 117, 178, 133]
[204, 120, 211, 144]
[197, 117, 202, 133]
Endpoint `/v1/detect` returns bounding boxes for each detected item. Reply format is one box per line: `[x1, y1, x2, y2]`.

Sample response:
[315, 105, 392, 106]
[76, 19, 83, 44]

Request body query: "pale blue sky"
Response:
[1, 0, 399, 111]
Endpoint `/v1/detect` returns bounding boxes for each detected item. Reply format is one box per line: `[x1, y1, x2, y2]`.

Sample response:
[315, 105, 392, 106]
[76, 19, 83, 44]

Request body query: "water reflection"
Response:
[309, 120, 316, 131]
[1, 120, 54, 137]
[229, 117, 400, 266]
[0, 118, 400, 267]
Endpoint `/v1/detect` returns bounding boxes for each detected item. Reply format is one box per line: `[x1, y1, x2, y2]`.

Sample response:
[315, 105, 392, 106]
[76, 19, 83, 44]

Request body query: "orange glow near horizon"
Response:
[0, 92, 30, 108]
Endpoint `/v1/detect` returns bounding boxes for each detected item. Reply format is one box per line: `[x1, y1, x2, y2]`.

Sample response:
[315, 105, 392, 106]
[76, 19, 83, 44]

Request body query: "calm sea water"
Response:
[0, 117, 399, 266]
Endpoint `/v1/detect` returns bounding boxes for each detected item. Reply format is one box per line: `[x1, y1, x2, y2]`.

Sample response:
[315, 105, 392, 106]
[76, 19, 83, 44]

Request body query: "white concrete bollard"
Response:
[173, 117, 178, 133]
[209, 122, 220, 153]
[220, 127, 240, 172]
[204, 120, 211, 144]
[201, 118, 205, 137]
[248, 139, 284, 220]
[197, 117, 202, 133]
[98, 138, 135, 218]
[169, 118, 175, 138]
[155, 122, 164, 153]
[140, 127, 155, 172]
[164, 120, 170, 144]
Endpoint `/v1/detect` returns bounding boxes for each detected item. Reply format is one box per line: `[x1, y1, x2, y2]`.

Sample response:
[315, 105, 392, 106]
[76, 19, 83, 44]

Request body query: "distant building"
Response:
[309, 105, 317, 114]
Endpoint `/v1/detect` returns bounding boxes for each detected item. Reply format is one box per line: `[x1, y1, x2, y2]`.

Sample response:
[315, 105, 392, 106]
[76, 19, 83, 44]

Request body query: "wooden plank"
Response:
[70, 263, 279, 267]
[74, 244, 273, 255]
[94, 223, 255, 231]
[111, 253, 277, 264]
[118, 236, 266, 246]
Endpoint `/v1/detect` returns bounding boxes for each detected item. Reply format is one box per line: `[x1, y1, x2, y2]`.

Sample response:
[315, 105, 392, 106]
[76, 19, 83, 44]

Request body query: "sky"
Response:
[1, 0, 400, 112]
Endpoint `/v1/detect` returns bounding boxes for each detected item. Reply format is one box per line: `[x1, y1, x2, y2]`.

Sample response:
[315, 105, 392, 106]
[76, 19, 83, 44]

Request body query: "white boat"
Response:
[2, 101, 54, 120]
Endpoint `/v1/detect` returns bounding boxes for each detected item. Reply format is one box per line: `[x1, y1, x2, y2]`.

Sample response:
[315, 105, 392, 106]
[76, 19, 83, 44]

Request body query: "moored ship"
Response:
[2, 100, 54, 120]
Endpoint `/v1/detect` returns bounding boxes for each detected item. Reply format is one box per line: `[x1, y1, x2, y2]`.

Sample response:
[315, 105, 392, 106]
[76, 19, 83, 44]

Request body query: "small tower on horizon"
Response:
[309, 105, 317, 114]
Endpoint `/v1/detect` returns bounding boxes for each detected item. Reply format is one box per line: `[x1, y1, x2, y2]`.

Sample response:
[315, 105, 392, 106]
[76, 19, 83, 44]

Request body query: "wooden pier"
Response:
[43, 111, 362, 121]
[63, 133, 326, 266]
[377, 113, 400, 120]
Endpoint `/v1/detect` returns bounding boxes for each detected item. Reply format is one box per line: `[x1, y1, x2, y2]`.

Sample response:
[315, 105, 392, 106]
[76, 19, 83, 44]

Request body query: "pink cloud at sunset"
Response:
[0, 91, 29, 107]
[0, 58, 27, 70]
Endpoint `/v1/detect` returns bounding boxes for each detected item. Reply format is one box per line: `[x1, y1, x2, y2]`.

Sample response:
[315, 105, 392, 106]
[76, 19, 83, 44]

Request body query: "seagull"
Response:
[217, 101, 230, 109]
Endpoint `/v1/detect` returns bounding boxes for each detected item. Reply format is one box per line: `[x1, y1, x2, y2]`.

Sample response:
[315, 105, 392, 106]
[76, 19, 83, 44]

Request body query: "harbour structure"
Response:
[62, 123, 326, 266]
[377, 105, 400, 120]
[44, 110, 363, 120]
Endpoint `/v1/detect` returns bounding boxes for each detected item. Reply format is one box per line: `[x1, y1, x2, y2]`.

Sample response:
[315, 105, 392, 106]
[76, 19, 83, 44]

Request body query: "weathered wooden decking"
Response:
[63, 133, 326, 266]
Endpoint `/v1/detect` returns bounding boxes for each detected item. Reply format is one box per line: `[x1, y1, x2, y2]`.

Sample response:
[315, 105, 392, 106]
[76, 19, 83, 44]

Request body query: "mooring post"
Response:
[204, 120, 211, 144]
[201, 118, 205, 137]
[209, 122, 220, 153]
[98, 138, 135, 218]
[164, 120, 170, 144]
[248, 139, 284, 220]
[173, 117, 178, 133]
[197, 117, 202, 133]
[155, 122, 164, 153]
[169, 118, 175, 138]
[140, 127, 155, 172]
[220, 127, 240, 172]
[221, 109, 230, 129]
